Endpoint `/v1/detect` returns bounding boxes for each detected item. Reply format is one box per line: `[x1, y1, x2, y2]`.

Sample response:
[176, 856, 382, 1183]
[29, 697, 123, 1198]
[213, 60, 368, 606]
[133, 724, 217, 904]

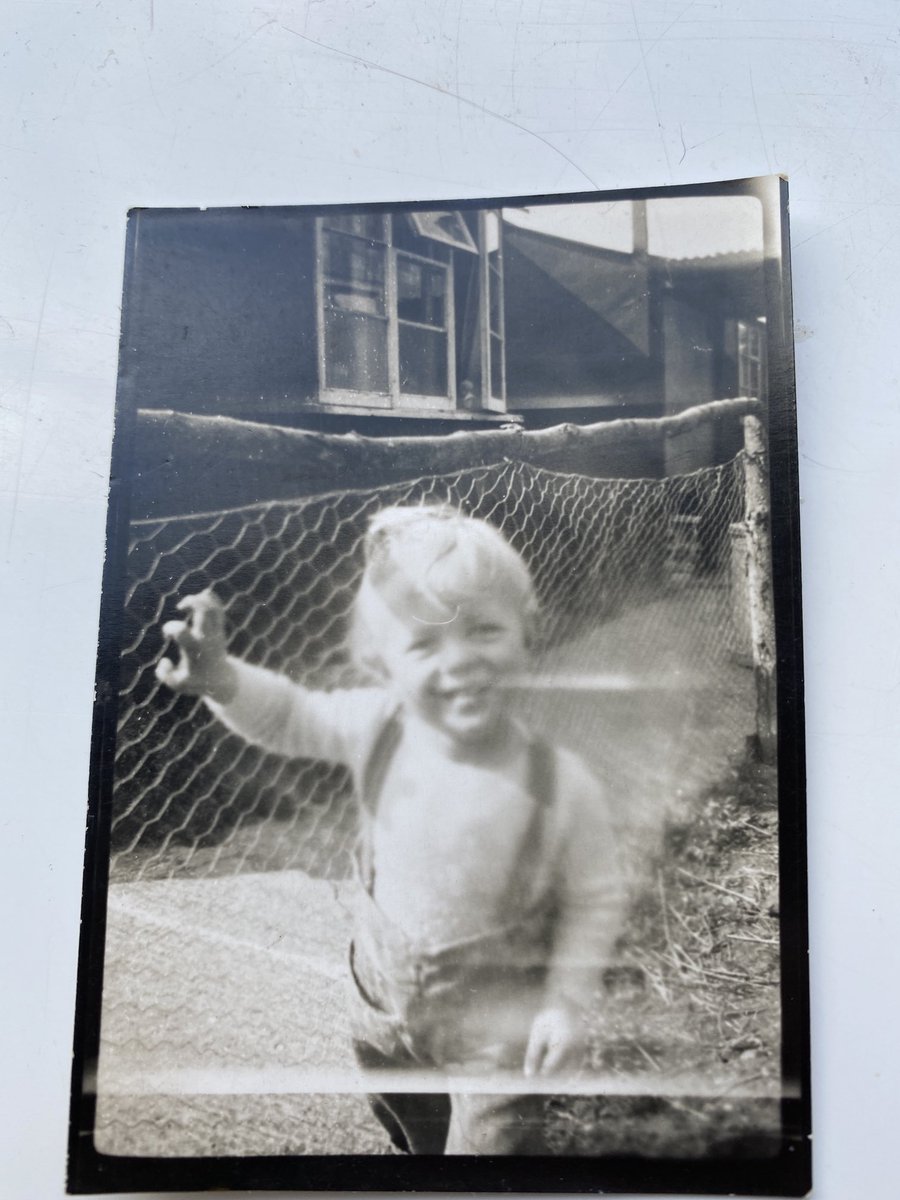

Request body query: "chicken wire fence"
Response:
[109, 451, 753, 885]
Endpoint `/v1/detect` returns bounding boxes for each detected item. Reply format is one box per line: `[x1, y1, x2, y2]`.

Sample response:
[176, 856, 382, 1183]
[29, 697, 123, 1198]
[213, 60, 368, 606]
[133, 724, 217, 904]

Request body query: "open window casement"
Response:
[315, 210, 505, 415]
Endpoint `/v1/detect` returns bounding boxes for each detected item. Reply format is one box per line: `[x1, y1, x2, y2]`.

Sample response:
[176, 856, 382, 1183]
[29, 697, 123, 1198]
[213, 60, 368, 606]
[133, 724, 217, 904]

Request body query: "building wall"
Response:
[502, 226, 660, 412]
[661, 293, 718, 474]
[125, 208, 319, 417]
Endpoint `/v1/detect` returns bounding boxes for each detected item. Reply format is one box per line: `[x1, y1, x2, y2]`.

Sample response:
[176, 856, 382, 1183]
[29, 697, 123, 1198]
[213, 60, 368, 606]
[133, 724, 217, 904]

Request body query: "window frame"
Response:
[479, 210, 506, 412]
[736, 316, 767, 403]
[314, 212, 504, 415]
[315, 213, 393, 409]
[393, 243, 457, 411]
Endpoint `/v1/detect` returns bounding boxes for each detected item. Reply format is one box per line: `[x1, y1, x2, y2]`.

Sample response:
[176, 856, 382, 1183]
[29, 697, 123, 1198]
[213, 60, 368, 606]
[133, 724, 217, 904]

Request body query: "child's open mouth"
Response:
[434, 683, 493, 706]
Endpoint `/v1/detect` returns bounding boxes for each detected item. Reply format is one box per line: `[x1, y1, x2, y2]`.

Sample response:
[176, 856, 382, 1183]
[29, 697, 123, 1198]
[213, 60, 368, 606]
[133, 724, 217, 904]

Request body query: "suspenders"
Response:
[356, 716, 557, 908]
[504, 739, 556, 917]
[357, 714, 403, 894]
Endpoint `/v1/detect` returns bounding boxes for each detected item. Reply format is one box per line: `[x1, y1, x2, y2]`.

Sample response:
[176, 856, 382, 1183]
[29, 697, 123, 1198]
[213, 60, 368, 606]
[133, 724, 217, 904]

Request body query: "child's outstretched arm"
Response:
[156, 589, 238, 704]
[156, 589, 388, 767]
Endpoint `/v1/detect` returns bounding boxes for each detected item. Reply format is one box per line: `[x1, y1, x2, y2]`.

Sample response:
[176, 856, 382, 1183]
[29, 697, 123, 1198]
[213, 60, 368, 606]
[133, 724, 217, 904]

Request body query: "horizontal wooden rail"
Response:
[130, 397, 761, 520]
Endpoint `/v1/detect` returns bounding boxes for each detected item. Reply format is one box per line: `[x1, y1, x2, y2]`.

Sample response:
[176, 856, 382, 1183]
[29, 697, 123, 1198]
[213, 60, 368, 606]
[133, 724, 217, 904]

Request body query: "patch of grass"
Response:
[547, 754, 781, 1156]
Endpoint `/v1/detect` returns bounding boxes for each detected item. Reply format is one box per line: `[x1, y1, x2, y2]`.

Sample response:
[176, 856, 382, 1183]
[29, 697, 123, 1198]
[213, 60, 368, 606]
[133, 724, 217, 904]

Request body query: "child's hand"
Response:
[523, 1004, 586, 1078]
[155, 589, 237, 704]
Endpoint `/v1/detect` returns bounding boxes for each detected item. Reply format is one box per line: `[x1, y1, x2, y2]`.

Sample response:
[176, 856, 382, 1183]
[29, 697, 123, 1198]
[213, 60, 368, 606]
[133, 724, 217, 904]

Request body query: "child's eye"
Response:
[471, 623, 503, 638]
[407, 637, 436, 654]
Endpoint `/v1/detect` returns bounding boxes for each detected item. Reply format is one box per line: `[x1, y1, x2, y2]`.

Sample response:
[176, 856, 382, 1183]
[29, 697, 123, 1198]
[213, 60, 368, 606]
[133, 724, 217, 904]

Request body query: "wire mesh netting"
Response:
[110, 454, 751, 885]
[96, 449, 765, 1158]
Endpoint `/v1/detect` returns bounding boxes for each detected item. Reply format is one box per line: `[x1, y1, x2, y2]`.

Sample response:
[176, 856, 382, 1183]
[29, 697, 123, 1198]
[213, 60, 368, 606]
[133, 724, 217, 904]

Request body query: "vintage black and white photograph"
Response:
[69, 178, 809, 1194]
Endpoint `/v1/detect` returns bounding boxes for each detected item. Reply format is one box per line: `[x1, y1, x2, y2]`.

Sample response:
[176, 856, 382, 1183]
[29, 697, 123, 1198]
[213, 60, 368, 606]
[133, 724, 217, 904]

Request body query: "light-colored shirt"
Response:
[208, 658, 626, 1008]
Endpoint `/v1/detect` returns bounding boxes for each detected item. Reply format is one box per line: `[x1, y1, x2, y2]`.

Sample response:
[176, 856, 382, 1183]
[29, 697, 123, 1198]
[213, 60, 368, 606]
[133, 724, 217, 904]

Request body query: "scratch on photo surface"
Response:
[799, 452, 872, 475]
[748, 66, 773, 174]
[279, 22, 600, 189]
[578, 0, 695, 153]
[169, 20, 280, 91]
[630, 0, 673, 179]
[793, 207, 870, 248]
[5, 252, 54, 559]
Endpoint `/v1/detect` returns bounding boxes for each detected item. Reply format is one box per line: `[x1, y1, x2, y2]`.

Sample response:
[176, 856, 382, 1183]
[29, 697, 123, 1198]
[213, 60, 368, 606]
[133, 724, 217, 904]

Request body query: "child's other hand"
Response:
[523, 1005, 586, 1077]
[155, 589, 237, 704]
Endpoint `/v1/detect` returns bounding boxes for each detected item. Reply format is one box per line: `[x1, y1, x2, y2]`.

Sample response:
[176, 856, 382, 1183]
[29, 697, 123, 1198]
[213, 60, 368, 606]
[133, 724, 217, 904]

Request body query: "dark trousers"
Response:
[353, 1038, 547, 1155]
[347, 891, 554, 1155]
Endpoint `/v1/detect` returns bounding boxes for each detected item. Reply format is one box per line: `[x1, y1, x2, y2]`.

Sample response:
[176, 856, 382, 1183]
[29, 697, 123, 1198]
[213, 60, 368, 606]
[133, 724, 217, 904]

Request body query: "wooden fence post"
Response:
[742, 414, 777, 763]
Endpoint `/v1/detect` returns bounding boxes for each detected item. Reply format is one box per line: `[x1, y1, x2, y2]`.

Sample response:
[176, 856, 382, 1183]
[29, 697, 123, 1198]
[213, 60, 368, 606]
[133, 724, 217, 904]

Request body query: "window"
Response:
[396, 254, 450, 397]
[315, 212, 503, 413]
[737, 317, 767, 402]
[484, 212, 506, 409]
[408, 210, 478, 254]
[319, 214, 390, 399]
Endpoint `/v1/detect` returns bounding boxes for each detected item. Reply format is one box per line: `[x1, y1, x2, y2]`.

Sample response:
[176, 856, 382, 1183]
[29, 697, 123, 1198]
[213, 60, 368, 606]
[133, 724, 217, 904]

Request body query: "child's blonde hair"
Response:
[351, 504, 538, 671]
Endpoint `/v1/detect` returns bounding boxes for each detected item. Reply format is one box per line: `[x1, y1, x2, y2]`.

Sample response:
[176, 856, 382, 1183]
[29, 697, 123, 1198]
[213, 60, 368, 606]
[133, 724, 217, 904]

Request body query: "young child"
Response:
[156, 504, 625, 1155]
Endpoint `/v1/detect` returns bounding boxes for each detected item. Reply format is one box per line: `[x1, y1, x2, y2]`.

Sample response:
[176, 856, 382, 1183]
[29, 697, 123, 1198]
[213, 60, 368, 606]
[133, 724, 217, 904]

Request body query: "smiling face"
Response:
[369, 582, 530, 746]
[353, 506, 537, 746]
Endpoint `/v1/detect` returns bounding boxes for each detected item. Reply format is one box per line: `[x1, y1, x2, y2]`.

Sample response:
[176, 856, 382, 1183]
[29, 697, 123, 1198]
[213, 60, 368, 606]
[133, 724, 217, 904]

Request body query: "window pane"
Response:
[322, 213, 386, 241]
[394, 215, 450, 258]
[490, 333, 503, 400]
[737, 319, 766, 400]
[454, 250, 481, 405]
[397, 256, 446, 327]
[323, 232, 386, 315]
[408, 211, 478, 253]
[484, 211, 500, 254]
[399, 324, 447, 396]
[324, 282, 384, 317]
[324, 309, 389, 393]
[489, 266, 501, 336]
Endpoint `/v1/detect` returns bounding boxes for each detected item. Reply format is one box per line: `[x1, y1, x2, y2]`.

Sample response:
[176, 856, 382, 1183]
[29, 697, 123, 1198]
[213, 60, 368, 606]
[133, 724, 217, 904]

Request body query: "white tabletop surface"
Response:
[2, 2, 898, 1196]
